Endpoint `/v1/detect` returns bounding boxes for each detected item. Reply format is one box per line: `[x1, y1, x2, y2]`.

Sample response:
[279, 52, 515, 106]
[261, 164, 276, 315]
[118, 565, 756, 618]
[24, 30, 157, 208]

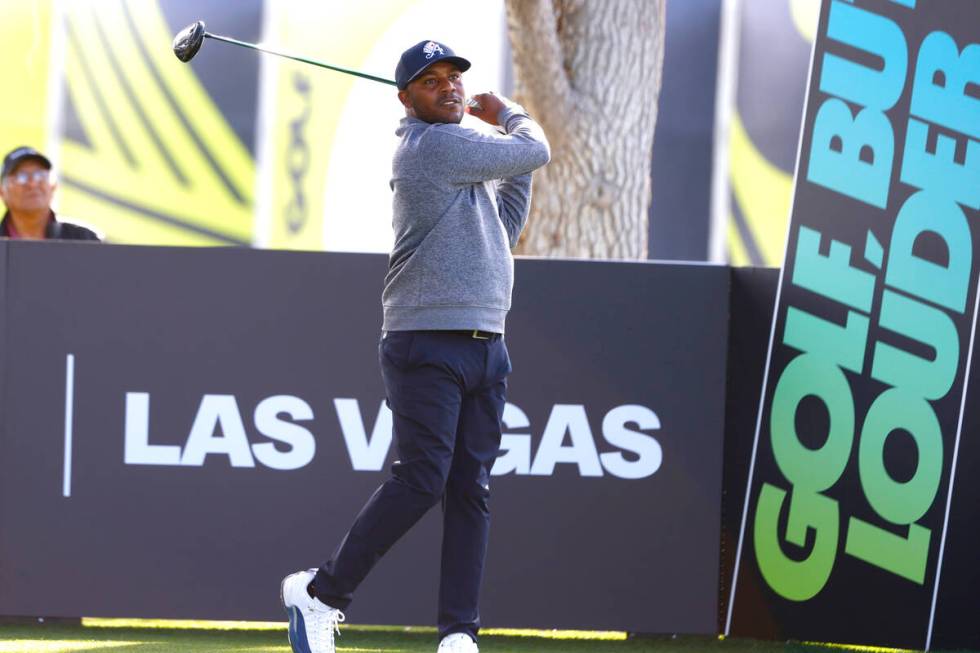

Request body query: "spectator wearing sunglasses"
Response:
[0, 146, 99, 241]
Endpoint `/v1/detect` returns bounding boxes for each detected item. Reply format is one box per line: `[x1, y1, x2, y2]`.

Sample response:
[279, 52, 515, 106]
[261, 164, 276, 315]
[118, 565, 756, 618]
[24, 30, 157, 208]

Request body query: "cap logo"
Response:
[422, 41, 444, 59]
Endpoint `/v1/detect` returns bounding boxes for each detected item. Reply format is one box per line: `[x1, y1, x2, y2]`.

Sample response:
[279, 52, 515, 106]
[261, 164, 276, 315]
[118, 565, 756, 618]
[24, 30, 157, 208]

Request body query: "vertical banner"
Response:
[647, 0, 722, 262]
[253, 0, 507, 253]
[724, 0, 817, 266]
[0, 1, 55, 156]
[726, 1, 980, 650]
[254, 0, 410, 251]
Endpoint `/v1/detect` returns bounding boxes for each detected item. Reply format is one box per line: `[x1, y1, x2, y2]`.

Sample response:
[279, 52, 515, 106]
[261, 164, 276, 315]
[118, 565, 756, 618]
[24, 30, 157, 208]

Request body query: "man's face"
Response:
[398, 61, 466, 124]
[0, 160, 55, 214]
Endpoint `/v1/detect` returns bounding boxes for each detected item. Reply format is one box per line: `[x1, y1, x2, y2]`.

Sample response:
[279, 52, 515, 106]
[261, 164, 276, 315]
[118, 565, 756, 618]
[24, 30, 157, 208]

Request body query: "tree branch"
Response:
[505, 0, 575, 138]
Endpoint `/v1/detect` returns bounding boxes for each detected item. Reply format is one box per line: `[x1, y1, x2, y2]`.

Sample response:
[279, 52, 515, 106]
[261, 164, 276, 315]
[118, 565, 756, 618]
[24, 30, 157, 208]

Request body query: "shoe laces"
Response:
[309, 603, 345, 649]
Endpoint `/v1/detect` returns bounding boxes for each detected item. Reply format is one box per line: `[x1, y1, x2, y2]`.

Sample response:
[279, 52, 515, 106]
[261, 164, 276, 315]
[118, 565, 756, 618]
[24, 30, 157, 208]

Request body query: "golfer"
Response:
[281, 39, 550, 653]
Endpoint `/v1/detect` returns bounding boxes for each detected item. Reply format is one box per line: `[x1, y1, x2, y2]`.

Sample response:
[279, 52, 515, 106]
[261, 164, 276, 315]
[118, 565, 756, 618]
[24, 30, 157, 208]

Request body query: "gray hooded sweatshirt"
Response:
[383, 106, 551, 333]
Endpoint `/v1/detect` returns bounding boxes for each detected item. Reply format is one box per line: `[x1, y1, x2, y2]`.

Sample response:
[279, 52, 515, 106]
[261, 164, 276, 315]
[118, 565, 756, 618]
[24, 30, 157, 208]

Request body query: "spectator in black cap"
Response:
[0, 146, 99, 241]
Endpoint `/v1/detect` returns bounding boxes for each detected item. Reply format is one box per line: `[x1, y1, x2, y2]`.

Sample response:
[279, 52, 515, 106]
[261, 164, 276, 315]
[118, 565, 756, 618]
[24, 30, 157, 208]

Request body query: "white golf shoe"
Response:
[437, 632, 479, 652]
[281, 569, 345, 653]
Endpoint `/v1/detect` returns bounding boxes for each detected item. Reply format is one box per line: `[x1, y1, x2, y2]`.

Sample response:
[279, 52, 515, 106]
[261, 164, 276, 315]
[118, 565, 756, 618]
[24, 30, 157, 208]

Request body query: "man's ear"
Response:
[398, 89, 414, 114]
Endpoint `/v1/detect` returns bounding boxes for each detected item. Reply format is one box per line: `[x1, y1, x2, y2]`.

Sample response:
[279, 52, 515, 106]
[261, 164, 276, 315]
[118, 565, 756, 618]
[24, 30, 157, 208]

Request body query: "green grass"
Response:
[0, 618, 969, 653]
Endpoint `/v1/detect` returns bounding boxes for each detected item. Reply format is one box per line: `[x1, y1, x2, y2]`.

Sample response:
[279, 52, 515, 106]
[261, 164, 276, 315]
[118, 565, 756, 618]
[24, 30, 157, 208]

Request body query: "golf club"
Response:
[172, 20, 398, 87]
[173, 21, 483, 111]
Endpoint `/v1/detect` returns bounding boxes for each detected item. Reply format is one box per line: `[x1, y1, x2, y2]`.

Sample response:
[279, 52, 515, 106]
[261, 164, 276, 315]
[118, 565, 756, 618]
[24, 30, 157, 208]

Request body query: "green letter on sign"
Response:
[770, 353, 855, 492]
[859, 387, 943, 524]
[755, 484, 840, 600]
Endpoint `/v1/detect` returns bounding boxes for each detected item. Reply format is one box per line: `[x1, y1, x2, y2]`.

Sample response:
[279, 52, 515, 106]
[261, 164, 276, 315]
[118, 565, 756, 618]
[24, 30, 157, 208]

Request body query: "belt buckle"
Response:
[471, 329, 490, 340]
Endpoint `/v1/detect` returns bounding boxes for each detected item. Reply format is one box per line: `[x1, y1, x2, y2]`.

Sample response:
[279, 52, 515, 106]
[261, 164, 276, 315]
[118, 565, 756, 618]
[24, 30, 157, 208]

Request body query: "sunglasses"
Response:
[4, 170, 50, 186]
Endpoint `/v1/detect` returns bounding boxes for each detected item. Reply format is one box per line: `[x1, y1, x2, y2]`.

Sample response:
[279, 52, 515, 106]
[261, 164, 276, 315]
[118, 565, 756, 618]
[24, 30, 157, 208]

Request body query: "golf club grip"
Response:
[204, 33, 397, 87]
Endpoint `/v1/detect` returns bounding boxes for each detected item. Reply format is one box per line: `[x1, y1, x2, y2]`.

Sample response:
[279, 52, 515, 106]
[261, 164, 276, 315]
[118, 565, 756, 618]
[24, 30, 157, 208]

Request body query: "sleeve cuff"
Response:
[499, 104, 530, 133]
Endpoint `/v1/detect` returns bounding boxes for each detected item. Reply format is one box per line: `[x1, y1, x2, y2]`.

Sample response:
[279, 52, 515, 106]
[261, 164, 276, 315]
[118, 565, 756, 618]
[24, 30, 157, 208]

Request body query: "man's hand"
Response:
[466, 92, 508, 127]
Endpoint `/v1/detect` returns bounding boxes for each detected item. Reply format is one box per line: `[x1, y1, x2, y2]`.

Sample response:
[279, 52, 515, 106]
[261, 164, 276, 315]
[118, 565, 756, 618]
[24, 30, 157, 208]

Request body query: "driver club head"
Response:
[173, 20, 207, 62]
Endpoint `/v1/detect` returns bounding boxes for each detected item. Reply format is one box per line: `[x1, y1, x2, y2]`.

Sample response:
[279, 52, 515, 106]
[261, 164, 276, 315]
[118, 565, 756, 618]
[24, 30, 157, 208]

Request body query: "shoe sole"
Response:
[281, 572, 309, 653]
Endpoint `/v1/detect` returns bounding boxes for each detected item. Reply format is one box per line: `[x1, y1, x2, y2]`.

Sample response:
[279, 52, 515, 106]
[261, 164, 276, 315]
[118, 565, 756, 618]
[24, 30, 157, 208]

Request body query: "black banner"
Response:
[726, 0, 980, 649]
[0, 241, 729, 633]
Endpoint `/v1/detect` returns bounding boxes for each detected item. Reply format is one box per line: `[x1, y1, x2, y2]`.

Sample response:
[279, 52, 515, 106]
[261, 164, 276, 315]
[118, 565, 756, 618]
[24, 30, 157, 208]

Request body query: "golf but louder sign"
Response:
[725, 1, 979, 650]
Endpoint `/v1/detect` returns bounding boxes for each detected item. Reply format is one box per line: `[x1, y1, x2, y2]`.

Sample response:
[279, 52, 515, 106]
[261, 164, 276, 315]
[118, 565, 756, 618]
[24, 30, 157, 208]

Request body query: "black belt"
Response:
[443, 329, 500, 340]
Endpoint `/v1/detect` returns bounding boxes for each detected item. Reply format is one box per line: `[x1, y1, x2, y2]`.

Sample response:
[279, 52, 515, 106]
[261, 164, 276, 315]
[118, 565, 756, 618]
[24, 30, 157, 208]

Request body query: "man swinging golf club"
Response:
[280, 39, 550, 653]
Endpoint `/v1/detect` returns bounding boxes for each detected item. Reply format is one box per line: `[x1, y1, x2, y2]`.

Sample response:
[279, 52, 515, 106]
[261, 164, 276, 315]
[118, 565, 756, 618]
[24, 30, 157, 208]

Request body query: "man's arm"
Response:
[478, 95, 547, 247]
[496, 172, 533, 248]
[418, 94, 550, 186]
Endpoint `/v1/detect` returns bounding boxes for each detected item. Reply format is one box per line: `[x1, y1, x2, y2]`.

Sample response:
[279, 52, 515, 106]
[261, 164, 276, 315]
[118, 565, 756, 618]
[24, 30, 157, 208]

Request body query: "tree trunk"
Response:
[506, 0, 666, 259]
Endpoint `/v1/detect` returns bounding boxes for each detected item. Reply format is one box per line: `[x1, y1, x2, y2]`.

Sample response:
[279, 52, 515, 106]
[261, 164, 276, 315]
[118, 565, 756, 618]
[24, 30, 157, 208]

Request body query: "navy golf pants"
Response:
[312, 330, 510, 641]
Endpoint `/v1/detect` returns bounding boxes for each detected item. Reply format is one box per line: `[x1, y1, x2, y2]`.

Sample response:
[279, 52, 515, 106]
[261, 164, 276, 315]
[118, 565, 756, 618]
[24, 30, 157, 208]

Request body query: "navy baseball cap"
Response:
[395, 40, 471, 90]
[2, 146, 51, 180]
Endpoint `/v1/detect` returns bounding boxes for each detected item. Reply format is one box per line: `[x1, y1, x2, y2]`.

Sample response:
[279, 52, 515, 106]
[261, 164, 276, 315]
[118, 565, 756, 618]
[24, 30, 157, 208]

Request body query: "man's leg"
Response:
[437, 336, 510, 641]
[312, 331, 464, 609]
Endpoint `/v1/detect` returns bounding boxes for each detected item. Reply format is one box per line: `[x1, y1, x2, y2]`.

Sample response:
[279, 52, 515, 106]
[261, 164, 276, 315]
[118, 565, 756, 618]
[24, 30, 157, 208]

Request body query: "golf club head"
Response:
[173, 20, 206, 63]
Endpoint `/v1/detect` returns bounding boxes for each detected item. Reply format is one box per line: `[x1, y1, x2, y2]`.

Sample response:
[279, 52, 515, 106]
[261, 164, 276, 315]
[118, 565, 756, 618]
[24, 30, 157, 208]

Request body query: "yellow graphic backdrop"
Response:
[727, 114, 793, 266]
[727, 0, 819, 266]
[58, 0, 255, 245]
[0, 1, 506, 249]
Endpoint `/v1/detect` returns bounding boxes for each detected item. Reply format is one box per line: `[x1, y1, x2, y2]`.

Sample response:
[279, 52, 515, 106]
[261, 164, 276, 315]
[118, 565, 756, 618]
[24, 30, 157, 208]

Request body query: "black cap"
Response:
[2, 146, 51, 181]
[395, 40, 470, 90]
